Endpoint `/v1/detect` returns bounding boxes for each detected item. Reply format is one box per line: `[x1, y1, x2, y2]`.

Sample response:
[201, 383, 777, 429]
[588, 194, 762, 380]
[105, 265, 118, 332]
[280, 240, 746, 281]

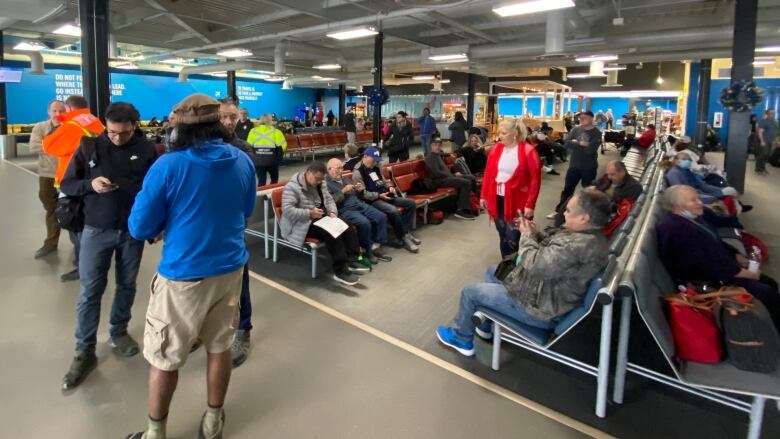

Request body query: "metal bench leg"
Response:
[311, 247, 317, 279]
[747, 397, 766, 439]
[613, 296, 634, 404]
[423, 203, 429, 225]
[263, 198, 270, 259]
[596, 302, 614, 418]
[273, 217, 279, 263]
[491, 324, 502, 371]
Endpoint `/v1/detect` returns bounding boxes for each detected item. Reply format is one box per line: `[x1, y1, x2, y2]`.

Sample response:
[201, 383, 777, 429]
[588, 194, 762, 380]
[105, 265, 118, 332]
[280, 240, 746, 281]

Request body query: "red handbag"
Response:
[741, 231, 769, 262]
[602, 199, 633, 237]
[665, 288, 723, 364]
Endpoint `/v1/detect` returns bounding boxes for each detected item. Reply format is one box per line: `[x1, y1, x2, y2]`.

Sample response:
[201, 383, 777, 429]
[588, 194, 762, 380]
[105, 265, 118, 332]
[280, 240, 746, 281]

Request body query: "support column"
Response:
[226, 69, 237, 102]
[0, 30, 7, 135]
[466, 73, 476, 128]
[694, 59, 712, 147]
[724, 0, 758, 193]
[487, 94, 498, 136]
[79, 0, 110, 119]
[372, 32, 384, 145]
[338, 83, 346, 126]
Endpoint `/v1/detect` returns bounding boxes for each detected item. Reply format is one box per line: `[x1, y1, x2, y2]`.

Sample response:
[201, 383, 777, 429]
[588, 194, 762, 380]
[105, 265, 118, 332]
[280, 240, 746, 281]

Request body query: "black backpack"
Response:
[720, 295, 780, 373]
[55, 137, 97, 232]
[406, 178, 436, 195]
[769, 147, 780, 168]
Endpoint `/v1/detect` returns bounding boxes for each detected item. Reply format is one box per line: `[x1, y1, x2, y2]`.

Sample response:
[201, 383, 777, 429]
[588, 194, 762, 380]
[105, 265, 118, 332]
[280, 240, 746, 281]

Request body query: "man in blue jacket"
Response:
[417, 107, 436, 156]
[127, 94, 256, 439]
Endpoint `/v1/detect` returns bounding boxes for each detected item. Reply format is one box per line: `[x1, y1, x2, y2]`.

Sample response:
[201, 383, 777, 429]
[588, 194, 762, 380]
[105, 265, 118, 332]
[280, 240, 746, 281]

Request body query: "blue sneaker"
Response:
[436, 326, 475, 356]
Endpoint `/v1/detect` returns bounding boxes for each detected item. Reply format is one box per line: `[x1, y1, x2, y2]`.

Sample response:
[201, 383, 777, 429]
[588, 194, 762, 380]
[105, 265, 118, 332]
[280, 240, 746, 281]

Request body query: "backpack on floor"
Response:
[769, 147, 780, 167]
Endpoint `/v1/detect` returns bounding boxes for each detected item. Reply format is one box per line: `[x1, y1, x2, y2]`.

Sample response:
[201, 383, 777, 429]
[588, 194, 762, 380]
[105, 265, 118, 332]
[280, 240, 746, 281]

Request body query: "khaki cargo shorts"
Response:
[143, 268, 243, 371]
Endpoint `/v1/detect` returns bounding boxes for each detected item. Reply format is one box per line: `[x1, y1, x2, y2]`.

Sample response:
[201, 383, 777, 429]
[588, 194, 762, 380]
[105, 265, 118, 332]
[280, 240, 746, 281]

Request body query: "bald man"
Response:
[595, 160, 643, 204]
[325, 158, 392, 264]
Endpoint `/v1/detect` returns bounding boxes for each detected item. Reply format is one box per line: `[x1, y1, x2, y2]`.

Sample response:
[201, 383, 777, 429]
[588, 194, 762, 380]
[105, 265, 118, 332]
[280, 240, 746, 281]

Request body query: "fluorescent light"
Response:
[656, 76, 664, 84]
[412, 75, 435, 80]
[210, 72, 228, 77]
[13, 41, 47, 51]
[216, 48, 253, 58]
[602, 65, 627, 71]
[326, 26, 378, 40]
[439, 79, 451, 84]
[313, 63, 341, 70]
[246, 69, 275, 75]
[493, 0, 575, 17]
[311, 75, 337, 80]
[115, 63, 138, 70]
[53, 24, 81, 37]
[753, 58, 775, 66]
[428, 53, 468, 61]
[160, 57, 192, 65]
[756, 46, 780, 53]
[576, 54, 619, 62]
[580, 91, 680, 98]
[264, 76, 286, 82]
[566, 73, 591, 78]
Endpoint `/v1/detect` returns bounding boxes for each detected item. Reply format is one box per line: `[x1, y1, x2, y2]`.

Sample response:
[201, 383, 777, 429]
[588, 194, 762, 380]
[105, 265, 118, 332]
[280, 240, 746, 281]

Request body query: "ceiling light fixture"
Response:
[566, 73, 591, 78]
[575, 54, 619, 62]
[438, 79, 451, 84]
[13, 41, 47, 51]
[210, 72, 228, 77]
[493, 0, 575, 17]
[265, 76, 286, 82]
[326, 26, 378, 40]
[115, 63, 139, 70]
[216, 48, 253, 58]
[428, 53, 468, 62]
[160, 57, 192, 65]
[602, 65, 627, 71]
[656, 62, 664, 84]
[53, 24, 81, 37]
[412, 75, 435, 80]
[756, 46, 780, 53]
[313, 63, 342, 70]
[753, 58, 776, 66]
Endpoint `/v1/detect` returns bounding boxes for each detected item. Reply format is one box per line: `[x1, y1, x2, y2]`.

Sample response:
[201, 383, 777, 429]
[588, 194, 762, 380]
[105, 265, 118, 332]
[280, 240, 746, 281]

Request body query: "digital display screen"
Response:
[0, 67, 23, 83]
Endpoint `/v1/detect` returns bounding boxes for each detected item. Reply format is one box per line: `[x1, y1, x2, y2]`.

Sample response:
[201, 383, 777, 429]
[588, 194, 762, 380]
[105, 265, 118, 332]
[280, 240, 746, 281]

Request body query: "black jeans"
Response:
[434, 177, 473, 211]
[256, 165, 279, 187]
[306, 224, 359, 272]
[388, 149, 409, 163]
[556, 166, 597, 211]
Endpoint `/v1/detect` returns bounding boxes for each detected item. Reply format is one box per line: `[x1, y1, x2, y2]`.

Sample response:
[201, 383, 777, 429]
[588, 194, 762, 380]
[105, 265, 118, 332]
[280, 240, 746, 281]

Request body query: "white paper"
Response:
[369, 171, 380, 182]
[313, 216, 349, 238]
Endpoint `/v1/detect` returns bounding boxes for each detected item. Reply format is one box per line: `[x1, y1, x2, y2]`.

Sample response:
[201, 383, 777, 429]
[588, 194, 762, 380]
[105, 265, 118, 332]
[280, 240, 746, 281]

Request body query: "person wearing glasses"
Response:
[59, 102, 158, 390]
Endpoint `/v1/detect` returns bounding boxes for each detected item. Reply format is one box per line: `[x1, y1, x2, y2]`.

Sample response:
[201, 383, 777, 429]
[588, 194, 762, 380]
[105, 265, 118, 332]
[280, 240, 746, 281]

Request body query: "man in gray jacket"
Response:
[424, 138, 476, 220]
[280, 162, 366, 285]
[436, 188, 611, 356]
[30, 99, 66, 258]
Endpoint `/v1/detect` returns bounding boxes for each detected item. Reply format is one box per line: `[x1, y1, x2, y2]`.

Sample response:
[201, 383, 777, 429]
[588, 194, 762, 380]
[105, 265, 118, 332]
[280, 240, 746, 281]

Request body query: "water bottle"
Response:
[748, 245, 761, 273]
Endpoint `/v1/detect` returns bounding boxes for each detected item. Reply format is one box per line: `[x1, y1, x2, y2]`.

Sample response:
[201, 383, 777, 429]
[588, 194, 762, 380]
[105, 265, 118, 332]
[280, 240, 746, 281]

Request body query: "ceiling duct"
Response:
[12, 51, 45, 75]
[589, 61, 605, 76]
[545, 9, 565, 55]
[274, 41, 286, 76]
[179, 61, 346, 82]
[602, 70, 622, 87]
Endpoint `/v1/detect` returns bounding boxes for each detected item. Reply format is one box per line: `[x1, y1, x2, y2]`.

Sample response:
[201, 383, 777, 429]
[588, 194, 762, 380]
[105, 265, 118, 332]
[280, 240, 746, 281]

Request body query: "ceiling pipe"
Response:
[178, 61, 348, 82]
[282, 77, 358, 90]
[425, 11, 499, 43]
[274, 41, 286, 76]
[545, 9, 566, 54]
[12, 52, 45, 75]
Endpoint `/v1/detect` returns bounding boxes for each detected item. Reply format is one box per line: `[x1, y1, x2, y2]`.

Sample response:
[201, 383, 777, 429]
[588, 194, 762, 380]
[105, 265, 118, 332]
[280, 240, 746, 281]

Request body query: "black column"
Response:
[79, 0, 110, 119]
[694, 59, 712, 147]
[372, 32, 383, 145]
[226, 69, 237, 102]
[0, 30, 7, 135]
[466, 73, 476, 128]
[338, 84, 346, 126]
[724, 0, 758, 193]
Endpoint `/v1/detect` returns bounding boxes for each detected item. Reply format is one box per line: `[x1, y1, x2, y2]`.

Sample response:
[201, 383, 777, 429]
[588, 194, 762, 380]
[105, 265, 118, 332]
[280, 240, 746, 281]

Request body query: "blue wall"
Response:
[5, 64, 318, 124]
[706, 78, 780, 145]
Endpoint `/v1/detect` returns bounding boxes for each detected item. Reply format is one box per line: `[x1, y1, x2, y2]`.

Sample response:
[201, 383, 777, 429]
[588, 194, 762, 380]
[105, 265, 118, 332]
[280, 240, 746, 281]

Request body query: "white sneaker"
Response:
[371, 242, 381, 251]
[545, 212, 557, 219]
[542, 165, 553, 173]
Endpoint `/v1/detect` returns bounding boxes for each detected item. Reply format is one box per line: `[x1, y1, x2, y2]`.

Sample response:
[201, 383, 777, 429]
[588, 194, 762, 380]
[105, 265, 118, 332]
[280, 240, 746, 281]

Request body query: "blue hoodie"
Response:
[129, 139, 256, 280]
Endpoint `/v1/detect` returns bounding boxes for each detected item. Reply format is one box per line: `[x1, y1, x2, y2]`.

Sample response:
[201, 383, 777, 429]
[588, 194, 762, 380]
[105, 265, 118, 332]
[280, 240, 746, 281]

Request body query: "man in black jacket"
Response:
[595, 160, 643, 204]
[59, 102, 157, 390]
[424, 138, 475, 220]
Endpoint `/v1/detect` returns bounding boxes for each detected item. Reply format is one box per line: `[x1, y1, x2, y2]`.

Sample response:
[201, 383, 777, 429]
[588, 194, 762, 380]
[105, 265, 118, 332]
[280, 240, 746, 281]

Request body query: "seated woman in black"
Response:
[656, 185, 780, 329]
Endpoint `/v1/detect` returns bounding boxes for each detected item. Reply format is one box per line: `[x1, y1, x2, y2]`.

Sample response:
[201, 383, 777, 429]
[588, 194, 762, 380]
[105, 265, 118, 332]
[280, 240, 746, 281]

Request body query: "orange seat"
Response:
[356, 130, 373, 143]
[324, 131, 341, 147]
[311, 133, 327, 147]
[334, 131, 348, 144]
[284, 134, 300, 150]
[297, 134, 314, 149]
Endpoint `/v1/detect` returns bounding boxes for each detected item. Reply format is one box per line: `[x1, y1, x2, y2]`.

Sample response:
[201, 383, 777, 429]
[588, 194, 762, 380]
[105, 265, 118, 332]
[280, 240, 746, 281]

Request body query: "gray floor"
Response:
[0, 158, 592, 439]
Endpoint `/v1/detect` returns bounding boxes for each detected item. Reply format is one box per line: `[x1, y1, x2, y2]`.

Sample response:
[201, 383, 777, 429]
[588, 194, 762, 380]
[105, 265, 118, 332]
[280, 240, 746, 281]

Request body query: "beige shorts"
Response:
[143, 268, 243, 371]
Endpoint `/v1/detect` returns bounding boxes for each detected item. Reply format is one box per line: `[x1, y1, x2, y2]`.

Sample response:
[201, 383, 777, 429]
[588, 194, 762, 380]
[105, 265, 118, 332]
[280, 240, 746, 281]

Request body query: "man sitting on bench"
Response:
[595, 160, 643, 204]
[424, 138, 476, 220]
[435, 189, 611, 356]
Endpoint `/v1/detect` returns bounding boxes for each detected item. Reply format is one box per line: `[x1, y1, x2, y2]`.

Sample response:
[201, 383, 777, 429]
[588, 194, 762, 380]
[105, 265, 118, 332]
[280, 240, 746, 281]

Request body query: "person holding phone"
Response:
[59, 102, 158, 390]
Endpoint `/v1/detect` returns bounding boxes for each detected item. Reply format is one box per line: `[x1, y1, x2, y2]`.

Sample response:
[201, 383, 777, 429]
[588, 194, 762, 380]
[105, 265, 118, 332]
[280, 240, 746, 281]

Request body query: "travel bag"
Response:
[55, 137, 98, 232]
[719, 292, 780, 373]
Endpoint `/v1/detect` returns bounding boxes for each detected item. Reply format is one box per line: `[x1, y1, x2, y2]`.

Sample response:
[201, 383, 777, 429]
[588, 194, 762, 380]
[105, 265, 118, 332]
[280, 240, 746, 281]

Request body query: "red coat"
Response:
[481, 141, 542, 222]
[637, 128, 656, 148]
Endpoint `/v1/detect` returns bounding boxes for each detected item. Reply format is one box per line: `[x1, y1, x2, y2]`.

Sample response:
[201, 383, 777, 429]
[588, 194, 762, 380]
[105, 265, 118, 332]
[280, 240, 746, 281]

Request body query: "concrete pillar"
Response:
[694, 59, 712, 147]
[372, 32, 383, 145]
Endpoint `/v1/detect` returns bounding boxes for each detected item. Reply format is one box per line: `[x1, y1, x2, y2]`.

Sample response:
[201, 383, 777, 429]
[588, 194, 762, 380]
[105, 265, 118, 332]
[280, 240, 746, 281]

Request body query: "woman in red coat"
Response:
[480, 118, 542, 256]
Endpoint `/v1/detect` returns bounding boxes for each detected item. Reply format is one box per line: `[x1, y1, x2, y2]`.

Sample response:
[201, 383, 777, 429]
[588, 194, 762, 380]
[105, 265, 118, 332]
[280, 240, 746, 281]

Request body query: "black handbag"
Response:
[720, 293, 780, 373]
[493, 252, 518, 281]
[55, 137, 97, 232]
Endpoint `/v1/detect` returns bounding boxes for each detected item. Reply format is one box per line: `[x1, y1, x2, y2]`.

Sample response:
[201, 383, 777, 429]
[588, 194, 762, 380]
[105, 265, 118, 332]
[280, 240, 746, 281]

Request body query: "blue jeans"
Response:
[494, 196, 520, 257]
[69, 230, 81, 269]
[370, 197, 417, 240]
[420, 134, 432, 157]
[75, 226, 145, 352]
[238, 264, 252, 331]
[452, 275, 556, 343]
[340, 203, 388, 251]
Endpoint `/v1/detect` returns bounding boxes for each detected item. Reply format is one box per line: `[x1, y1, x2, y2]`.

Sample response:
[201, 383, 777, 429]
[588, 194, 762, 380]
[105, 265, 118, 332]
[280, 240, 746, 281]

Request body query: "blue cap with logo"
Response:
[364, 146, 382, 162]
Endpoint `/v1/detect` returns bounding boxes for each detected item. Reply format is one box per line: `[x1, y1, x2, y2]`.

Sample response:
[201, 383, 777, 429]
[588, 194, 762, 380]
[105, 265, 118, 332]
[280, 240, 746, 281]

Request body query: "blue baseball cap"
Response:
[364, 146, 382, 162]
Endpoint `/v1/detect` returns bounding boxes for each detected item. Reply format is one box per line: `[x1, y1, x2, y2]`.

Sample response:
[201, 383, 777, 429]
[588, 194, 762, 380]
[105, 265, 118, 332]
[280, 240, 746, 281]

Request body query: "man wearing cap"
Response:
[547, 111, 602, 219]
[424, 138, 476, 220]
[127, 94, 256, 439]
[353, 147, 421, 253]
